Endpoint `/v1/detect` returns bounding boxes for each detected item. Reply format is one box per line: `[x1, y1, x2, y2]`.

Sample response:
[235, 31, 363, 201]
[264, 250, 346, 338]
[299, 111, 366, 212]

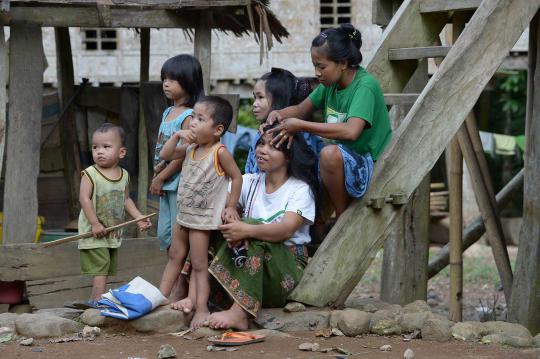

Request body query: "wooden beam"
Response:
[0, 238, 163, 281]
[388, 46, 451, 61]
[194, 11, 212, 95]
[289, 0, 539, 307]
[55, 27, 81, 220]
[380, 60, 429, 306]
[10, 0, 249, 9]
[5, 7, 195, 28]
[384, 93, 419, 105]
[428, 169, 524, 278]
[419, 0, 481, 14]
[509, 11, 540, 335]
[0, 25, 7, 179]
[457, 126, 513, 301]
[137, 28, 150, 220]
[366, 0, 448, 94]
[3, 22, 43, 244]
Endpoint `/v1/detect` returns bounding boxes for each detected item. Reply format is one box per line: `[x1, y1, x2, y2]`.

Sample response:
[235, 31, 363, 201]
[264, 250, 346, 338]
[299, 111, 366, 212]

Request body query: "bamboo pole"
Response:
[137, 28, 150, 236]
[428, 169, 524, 278]
[457, 127, 514, 301]
[449, 15, 466, 322]
[449, 136, 463, 322]
[42, 213, 156, 248]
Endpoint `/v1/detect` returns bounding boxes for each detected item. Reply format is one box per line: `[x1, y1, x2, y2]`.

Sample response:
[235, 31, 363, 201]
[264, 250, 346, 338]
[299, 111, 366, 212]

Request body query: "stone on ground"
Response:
[284, 302, 306, 313]
[400, 312, 431, 333]
[533, 333, 540, 347]
[9, 304, 33, 314]
[80, 309, 125, 329]
[329, 310, 343, 328]
[421, 317, 453, 342]
[257, 308, 329, 332]
[344, 297, 392, 313]
[451, 321, 486, 341]
[403, 300, 431, 314]
[403, 348, 415, 359]
[130, 306, 191, 333]
[82, 325, 101, 338]
[483, 321, 532, 341]
[19, 338, 34, 346]
[157, 344, 177, 359]
[0, 304, 9, 314]
[15, 313, 83, 338]
[34, 308, 83, 321]
[379, 344, 392, 351]
[0, 313, 19, 330]
[481, 333, 532, 348]
[336, 309, 371, 336]
[370, 309, 402, 336]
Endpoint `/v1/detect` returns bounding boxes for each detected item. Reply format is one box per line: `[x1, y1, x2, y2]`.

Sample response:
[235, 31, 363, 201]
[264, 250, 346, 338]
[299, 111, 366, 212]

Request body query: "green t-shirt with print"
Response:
[308, 67, 392, 160]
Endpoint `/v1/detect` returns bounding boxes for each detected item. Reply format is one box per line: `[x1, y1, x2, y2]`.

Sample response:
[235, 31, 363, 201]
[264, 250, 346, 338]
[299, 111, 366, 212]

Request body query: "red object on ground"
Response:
[0, 281, 24, 304]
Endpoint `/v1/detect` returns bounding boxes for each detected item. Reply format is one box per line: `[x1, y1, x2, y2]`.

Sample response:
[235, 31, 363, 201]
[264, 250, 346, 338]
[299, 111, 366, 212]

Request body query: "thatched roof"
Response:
[3, 0, 289, 47]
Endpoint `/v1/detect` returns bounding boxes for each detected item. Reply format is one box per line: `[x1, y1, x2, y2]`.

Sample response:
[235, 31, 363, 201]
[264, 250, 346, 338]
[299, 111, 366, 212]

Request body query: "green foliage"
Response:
[233, 99, 259, 173]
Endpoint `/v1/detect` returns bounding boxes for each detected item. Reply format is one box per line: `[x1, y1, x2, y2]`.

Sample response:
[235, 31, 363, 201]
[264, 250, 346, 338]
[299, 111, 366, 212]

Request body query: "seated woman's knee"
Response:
[320, 145, 342, 170]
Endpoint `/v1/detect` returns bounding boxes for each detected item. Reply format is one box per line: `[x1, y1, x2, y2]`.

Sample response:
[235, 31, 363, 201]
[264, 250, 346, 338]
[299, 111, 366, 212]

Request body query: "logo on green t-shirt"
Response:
[326, 107, 347, 124]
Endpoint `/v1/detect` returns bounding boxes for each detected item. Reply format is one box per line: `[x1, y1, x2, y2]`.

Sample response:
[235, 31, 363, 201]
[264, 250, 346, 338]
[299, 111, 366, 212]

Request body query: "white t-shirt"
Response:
[239, 173, 315, 246]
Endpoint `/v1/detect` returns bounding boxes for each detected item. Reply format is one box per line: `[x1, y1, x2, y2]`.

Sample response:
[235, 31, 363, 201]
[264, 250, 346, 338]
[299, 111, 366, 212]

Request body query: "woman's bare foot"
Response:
[190, 310, 210, 329]
[170, 297, 194, 313]
[207, 303, 249, 330]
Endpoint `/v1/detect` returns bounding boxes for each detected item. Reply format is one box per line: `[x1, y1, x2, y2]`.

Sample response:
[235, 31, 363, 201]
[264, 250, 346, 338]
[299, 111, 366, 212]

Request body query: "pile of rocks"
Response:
[259, 299, 540, 348]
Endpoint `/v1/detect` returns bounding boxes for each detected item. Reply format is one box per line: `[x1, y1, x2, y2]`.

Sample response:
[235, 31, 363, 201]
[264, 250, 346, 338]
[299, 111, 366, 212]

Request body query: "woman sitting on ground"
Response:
[206, 124, 319, 330]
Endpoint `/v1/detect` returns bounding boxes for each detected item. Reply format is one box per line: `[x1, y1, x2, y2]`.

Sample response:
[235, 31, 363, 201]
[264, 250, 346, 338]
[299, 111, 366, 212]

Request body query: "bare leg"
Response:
[207, 303, 249, 330]
[159, 224, 189, 299]
[188, 229, 211, 328]
[169, 274, 188, 302]
[319, 145, 350, 218]
[90, 275, 107, 301]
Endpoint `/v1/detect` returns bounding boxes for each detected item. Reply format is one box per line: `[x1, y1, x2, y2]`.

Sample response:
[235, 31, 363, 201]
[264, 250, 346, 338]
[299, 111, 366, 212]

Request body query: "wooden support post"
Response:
[137, 28, 150, 223]
[448, 12, 465, 323]
[457, 127, 513, 301]
[449, 136, 463, 322]
[381, 60, 430, 305]
[55, 27, 81, 220]
[3, 23, 44, 244]
[194, 11, 212, 94]
[428, 169, 524, 278]
[509, 11, 540, 335]
[0, 25, 7, 178]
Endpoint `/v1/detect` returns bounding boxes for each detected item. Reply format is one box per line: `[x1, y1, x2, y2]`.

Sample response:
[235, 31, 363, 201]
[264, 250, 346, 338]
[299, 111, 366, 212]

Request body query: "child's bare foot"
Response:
[161, 298, 170, 306]
[190, 310, 210, 329]
[170, 297, 194, 313]
[207, 303, 249, 330]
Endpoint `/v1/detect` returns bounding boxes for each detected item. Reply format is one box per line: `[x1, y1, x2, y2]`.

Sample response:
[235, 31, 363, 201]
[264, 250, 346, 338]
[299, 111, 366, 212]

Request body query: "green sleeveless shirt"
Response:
[78, 165, 129, 250]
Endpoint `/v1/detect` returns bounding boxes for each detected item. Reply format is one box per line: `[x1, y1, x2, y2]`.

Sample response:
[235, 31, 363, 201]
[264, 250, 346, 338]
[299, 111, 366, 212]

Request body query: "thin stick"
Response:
[42, 213, 156, 248]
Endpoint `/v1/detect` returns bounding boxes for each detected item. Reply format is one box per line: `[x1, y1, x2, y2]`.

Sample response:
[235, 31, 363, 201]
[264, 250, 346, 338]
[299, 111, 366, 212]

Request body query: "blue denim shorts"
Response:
[319, 144, 374, 198]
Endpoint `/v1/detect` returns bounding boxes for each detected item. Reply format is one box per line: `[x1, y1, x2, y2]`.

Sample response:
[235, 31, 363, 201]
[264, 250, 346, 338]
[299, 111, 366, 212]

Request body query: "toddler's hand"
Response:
[176, 130, 196, 144]
[137, 217, 152, 231]
[221, 206, 240, 224]
[91, 222, 107, 238]
[150, 175, 164, 196]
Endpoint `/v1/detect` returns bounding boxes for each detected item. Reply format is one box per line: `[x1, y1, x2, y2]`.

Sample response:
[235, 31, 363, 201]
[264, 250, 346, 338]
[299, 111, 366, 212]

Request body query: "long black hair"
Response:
[259, 67, 314, 112]
[160, 54, 204, 107]
[257, 123, 321, 215]
[311, 23, 363, 68]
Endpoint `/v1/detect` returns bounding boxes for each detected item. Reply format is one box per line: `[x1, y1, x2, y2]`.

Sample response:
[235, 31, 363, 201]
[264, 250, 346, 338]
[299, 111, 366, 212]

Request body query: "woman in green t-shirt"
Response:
[267, 23, 392, 218]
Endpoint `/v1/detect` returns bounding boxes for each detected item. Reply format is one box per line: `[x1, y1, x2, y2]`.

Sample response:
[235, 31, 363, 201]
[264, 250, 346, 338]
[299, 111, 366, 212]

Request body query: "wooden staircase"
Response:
[289, 0, 540, 307]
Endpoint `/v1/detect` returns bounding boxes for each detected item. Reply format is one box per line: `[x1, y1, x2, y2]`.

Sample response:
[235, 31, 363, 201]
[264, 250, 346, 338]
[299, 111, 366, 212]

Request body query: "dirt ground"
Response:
[3, 331, 540, 359]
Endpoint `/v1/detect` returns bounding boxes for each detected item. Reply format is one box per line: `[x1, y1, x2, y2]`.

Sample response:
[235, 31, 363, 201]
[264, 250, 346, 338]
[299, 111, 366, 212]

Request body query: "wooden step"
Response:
[419, 0, 481, 14]
[388, 46, 451, 61]
[384, 93, 420, 105]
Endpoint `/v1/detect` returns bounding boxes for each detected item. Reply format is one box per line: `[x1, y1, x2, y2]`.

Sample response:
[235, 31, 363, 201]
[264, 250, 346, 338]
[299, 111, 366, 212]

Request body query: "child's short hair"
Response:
[198, 96, 233, 135]
[161, 54, 204, 107]
[94, 123, 126, 146]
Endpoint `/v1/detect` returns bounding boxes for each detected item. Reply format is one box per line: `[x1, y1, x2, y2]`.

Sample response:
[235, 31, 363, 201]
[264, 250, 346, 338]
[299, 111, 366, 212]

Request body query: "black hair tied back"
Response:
[312, 23, 363, 68]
